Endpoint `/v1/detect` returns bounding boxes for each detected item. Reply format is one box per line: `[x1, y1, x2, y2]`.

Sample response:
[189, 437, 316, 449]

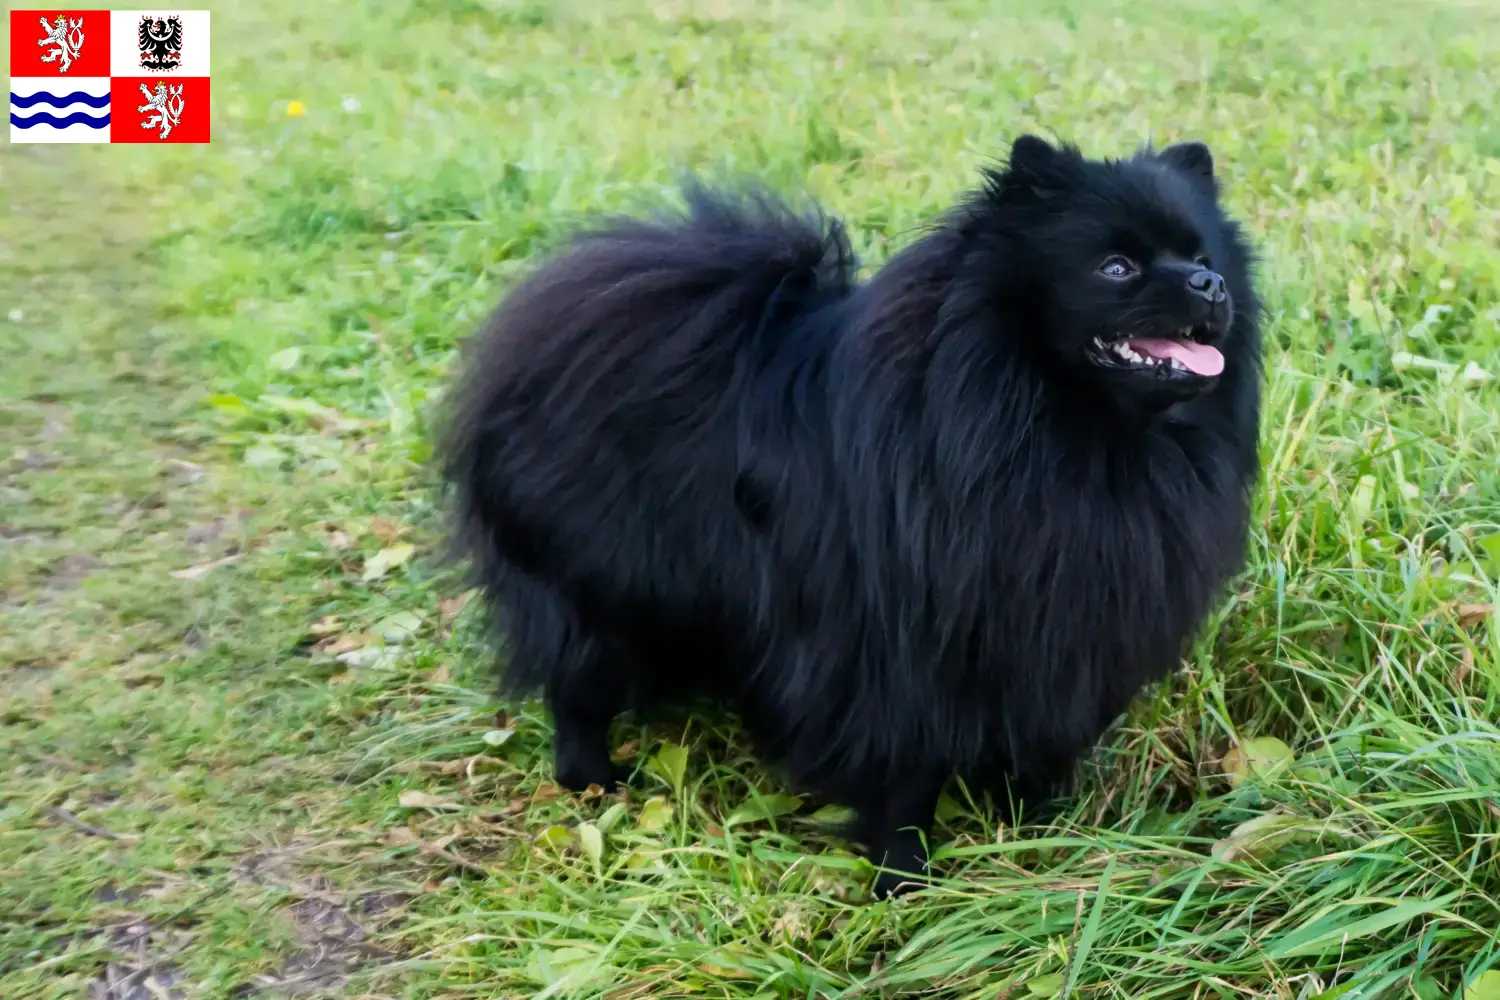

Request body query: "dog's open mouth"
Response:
[1091, 328, 1224, 378]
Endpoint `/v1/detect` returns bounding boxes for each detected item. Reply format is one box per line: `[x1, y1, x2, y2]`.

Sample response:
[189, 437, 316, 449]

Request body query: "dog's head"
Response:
[975, 134, 1256, 414]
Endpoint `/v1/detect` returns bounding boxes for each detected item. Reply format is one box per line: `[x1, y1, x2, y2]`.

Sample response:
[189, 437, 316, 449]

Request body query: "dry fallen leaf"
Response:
[771, 906, 811, 944]
[122, 672, 164, 691]
[375, 610, 423, 643]
[170, 554, 243, 580]
[421, 754, 506, 778]
[314, 633, 370, 657]
[465, 755, 506, 781]
[328, 671, 354, 686]
[1223, 736, 1295, 786]
[370, 517, 404, 543]
[697, 964, 749, 979]
[383, 827, 420, 847]
[427, 663, 452, 684]
[336, 645, 399, 670]
[1210, 810, 1313, 862]
[1457, 604, 1494, 630]
[438, 591, 473, 620]
[167, 457, 205, 481]
[1454, 647, 1475, 687]
[425, 832, 461, 853]
[398, 790, 460, 810]
[258, 393, 368, 434]
[308, 615, 343, 637]
[325, 530, 353, 550]
[362, 543, 415, 581]
[637, 797, 673, 833]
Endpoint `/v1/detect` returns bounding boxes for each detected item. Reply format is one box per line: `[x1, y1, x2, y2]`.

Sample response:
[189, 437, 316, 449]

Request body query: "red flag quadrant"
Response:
[9, 9, 112, 78]
[109, 76, 209, 143]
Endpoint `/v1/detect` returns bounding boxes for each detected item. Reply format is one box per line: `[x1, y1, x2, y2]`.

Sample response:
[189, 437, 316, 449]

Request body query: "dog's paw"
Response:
[871, 867, 928, 900]
[555, 760, 634, 795]
[868, 834, 931, 900]
[555, 760, 612, 793]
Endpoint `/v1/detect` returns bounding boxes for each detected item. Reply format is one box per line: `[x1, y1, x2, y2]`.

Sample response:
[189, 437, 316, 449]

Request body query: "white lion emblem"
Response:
[137, 82, 185, 140]
[38, 15, 86, 73]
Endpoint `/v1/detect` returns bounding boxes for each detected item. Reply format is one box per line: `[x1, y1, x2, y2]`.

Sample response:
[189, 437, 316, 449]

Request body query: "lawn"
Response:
[3, 0, 1499, 997]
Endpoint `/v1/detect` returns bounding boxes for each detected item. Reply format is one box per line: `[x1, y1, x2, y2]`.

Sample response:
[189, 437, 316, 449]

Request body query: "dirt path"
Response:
[1, 146, 416, 1000]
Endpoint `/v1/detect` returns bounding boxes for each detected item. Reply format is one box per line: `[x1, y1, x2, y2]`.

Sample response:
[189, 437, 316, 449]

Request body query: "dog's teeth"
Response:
[1169, 358, 1185, 371]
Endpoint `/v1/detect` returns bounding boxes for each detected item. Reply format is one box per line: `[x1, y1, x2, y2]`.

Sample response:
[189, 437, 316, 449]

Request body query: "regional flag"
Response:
[9, 9, 210, 144]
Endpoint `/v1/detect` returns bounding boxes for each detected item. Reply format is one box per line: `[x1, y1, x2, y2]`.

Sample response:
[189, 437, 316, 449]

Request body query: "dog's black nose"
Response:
[1187, 269, 1226, 303]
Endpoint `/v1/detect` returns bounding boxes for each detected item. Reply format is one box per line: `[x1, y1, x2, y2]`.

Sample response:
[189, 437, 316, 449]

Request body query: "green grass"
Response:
[3, 0, 1500, 996]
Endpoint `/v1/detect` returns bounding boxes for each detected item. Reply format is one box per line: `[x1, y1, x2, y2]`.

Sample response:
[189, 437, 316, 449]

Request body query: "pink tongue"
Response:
[1128, 338, 1225, 377]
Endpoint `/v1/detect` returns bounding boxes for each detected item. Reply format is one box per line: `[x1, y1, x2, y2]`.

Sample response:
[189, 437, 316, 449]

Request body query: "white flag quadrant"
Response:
[109, 10, 211, 78]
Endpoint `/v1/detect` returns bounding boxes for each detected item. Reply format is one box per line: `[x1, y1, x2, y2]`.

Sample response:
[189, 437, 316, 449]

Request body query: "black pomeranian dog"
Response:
[440, 134, 1261, 898]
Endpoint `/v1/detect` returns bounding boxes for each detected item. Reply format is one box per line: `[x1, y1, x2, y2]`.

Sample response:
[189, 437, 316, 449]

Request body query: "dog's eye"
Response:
[1097, 256, 1138, 280]
[1194, 254, 1212, 269]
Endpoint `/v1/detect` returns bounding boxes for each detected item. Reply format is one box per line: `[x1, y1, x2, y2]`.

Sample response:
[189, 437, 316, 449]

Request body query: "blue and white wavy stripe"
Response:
[11, 109, 111, 128]
[10, 89, 110, 130]
[11, 90, 111, 110]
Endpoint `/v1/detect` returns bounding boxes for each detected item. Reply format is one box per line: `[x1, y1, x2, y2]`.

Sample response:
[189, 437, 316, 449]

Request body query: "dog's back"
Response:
[439, 185, 856, 751]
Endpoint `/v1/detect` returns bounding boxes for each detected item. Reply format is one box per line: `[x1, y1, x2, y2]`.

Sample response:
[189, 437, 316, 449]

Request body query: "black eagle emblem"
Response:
[137, 15, 183, 72]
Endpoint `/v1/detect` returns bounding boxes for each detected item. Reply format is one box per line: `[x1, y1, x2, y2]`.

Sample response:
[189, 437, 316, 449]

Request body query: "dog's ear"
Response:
[1159, 141, 1214, 182]
[1009, 134, 1061, 176]
[987, 134, 1075, 202]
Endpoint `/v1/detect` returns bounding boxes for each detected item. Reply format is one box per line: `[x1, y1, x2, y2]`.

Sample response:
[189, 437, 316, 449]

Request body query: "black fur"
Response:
[439, 135, 1262, 898]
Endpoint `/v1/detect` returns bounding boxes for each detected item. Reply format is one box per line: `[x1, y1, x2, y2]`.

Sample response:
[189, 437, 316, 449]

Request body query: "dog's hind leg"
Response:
[494, 569, 632, 792]
[546, 632, 635, 793]
[990, 743, 1079, 829]
[857, 772, 944, 899]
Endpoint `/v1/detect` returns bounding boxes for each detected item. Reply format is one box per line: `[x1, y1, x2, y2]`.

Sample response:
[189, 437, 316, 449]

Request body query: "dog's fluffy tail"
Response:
[436, 180, 857, 622]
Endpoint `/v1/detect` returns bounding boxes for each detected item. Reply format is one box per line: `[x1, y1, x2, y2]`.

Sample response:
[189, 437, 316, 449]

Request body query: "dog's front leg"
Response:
[858, 773, 943, 899]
